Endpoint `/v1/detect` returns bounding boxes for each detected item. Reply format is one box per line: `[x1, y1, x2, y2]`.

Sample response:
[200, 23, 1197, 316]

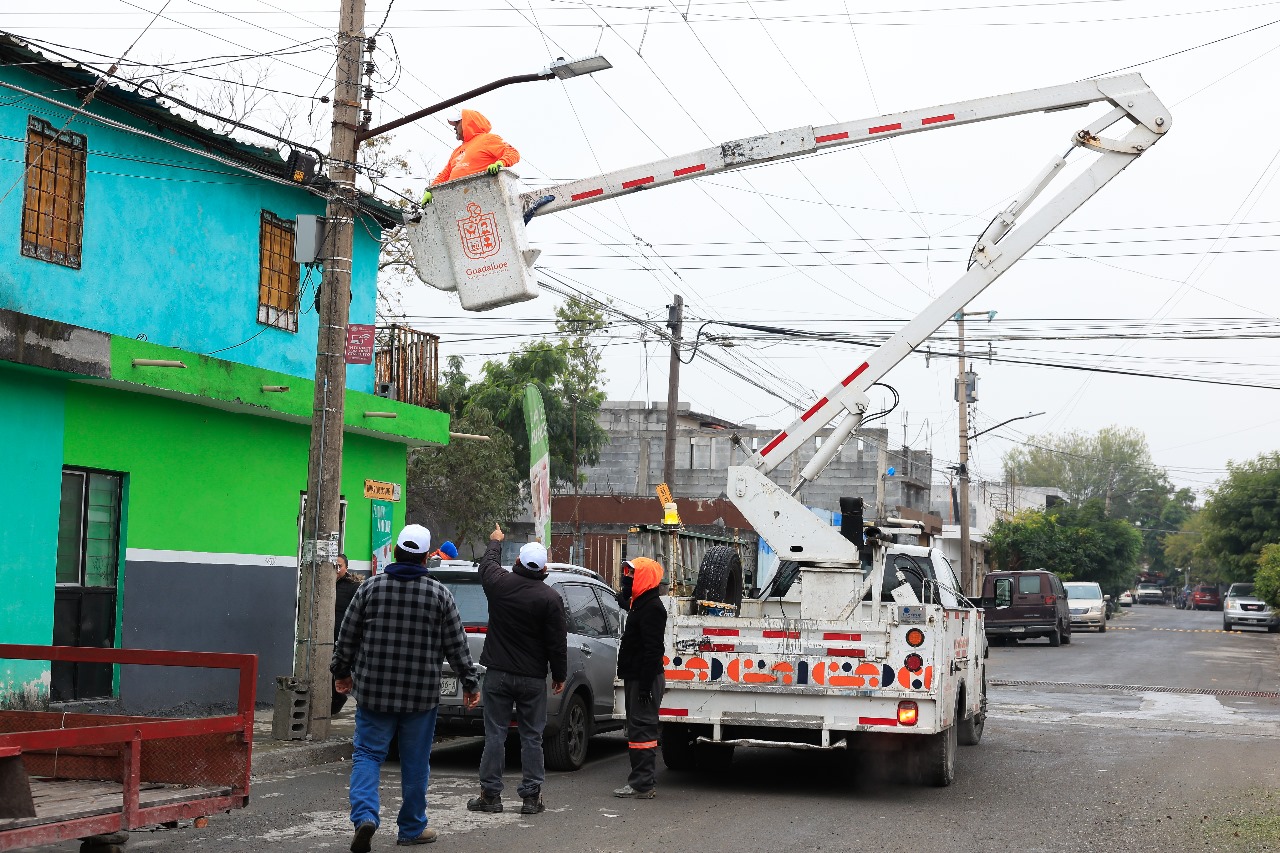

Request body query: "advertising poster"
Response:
[523, 384, 552, 546]
[371, 499, 394, 574]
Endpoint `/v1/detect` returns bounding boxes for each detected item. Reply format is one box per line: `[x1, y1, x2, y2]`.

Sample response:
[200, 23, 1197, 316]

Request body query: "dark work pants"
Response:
[480, 669, 548, 799]
[624, 674, 664, 792]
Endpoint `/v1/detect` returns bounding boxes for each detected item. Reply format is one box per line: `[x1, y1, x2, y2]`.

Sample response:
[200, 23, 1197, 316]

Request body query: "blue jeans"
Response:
[349, 705, 439, 841]
[479, 669, 547, 798]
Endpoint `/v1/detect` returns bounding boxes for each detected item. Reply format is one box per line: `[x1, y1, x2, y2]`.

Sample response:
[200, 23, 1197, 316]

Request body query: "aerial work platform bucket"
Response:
[406, 171, 542, 312]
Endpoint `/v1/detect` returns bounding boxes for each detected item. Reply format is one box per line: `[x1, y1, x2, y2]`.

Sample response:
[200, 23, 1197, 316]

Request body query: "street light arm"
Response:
[358, 72, 551, 141]
[969, 411, 1045, 441]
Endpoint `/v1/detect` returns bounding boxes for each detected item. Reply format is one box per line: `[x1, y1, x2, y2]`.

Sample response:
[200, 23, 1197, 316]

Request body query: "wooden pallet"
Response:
[0, 778, 232, 832]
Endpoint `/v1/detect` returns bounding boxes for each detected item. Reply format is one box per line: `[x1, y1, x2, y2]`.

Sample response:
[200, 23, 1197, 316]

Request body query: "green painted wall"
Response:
[0, 368, 63, 699]
[110, 337, 450, 447]
[63, 382, 406, 559]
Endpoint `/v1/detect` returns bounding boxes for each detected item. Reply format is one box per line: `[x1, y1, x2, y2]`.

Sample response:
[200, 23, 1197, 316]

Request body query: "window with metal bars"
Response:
[258, 210, 300, 332]
[21, 116, 87, 269]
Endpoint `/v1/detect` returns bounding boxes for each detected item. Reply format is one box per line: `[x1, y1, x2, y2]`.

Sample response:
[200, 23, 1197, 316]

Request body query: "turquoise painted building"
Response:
[0, 35, 447, 711]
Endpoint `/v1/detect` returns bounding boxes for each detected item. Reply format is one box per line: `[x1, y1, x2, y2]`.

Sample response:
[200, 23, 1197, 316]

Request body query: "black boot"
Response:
[466, 792, 503, 813]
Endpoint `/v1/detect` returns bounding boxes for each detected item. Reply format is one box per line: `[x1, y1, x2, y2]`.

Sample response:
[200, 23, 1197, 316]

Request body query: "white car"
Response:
[1118, 590, 1134, 607]
[1223, 583, 1280, 632]
[1064, 581, 1108, 632]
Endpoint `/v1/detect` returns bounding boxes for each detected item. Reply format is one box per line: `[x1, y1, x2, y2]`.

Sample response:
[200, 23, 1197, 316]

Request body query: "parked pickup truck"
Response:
[1135, 583, 1165, 605]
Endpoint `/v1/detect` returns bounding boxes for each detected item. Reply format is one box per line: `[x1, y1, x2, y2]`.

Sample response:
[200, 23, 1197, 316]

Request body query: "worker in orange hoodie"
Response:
[420, 108, 521, 205]
[613, 557, 667, 799]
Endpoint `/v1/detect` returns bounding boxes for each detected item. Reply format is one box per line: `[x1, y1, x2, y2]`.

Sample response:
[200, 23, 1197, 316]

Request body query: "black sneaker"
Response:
[350, 821, 376, 853]
[466, 792, 503, 813]
[520, 795, 545, 815]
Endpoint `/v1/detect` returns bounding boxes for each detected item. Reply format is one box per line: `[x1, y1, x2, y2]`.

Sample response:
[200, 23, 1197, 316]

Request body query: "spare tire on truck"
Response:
[693, 546, 744, 609]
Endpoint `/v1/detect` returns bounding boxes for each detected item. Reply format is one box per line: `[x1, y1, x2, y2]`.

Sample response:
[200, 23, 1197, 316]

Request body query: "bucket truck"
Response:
[408, 74, 1171, 784]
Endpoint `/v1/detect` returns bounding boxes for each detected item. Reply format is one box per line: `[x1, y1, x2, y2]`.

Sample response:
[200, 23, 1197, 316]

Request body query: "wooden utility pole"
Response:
[662, 295, 684, 490]
[287, 0, 365, 741]
[956, 312, 973, 596]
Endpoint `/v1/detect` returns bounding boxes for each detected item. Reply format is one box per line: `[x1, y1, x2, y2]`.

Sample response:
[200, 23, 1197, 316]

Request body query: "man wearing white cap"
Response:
[466, 524, 567, 816]
[419, 107, 521, 205]
[333, 524, 480, 850]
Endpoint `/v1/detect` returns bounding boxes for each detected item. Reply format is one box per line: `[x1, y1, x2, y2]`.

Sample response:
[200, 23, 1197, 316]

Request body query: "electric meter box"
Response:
[406, 170, 541, 312]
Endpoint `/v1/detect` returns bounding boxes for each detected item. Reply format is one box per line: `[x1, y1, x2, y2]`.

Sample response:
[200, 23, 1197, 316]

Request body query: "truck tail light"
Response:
[897, 700, 919, 727]
[1045, 594, 1057, 605]
[464, 626, 488, 634]
[660, 708, 689, 717]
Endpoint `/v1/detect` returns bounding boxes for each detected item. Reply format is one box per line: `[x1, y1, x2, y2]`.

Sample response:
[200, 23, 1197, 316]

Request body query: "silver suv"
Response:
[1223, 583, 1280, 632]
[436, 561, 625, 770]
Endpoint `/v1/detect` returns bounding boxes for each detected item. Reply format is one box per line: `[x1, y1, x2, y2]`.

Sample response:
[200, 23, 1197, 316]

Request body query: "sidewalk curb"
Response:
[252, 739, 354, 777]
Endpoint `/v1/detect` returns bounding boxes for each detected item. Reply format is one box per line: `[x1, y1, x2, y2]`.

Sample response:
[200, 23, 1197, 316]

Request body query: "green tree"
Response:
[458, 297, 610, 490]
[1198, 451, 1280, 582]
[1002, 425, 1188, 572]
[1254, 543, 1280, 610]
[438, 354, 470, 417]
[1002, 426, 1165, 512]
[407, 410, 522, 558]
[987, 509, 1067, 575]
[987, 499, 1142, 593]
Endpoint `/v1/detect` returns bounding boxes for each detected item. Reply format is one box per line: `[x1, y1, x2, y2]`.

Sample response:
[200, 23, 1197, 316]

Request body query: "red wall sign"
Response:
[345, 323, 375, 365]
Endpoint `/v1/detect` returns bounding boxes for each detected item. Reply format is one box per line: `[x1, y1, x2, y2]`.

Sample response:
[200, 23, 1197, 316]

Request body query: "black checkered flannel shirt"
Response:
[331, 572, 479, 713]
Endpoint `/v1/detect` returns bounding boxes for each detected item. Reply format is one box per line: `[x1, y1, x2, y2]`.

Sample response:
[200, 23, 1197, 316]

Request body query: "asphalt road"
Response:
[18, 604, 1280, 852]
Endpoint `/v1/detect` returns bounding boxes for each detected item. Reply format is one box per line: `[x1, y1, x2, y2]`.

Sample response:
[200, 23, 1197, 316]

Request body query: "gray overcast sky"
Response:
[7, 1, 1280, 498]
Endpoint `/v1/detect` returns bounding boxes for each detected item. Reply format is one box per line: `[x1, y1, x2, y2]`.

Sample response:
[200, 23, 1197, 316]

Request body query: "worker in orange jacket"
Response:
[421, 108, 520, 205]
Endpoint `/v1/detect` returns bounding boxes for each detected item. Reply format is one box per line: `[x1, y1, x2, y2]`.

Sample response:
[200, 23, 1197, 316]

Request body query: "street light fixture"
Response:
[358, 54, 612, 141]
[969, 411, 1045, 442]
[548, 55, 613, 79]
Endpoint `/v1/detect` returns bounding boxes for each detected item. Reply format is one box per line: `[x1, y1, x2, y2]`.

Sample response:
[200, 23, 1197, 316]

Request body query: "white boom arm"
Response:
[718, 76, 1169, 563]
[520, 74, 1167, 218]
[506, 74, 1171, 564]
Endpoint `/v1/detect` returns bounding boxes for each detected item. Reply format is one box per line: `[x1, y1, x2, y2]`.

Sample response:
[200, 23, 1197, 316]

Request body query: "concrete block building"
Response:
[577, 400, 935, 519]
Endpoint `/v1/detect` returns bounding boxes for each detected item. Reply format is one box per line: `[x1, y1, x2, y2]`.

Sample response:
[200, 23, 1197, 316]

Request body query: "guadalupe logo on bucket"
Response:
[457, 201, 501, 260]
[523, 384, 552, 546]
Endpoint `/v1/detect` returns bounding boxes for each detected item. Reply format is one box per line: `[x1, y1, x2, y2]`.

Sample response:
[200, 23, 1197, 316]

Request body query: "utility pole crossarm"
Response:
[520, 74, 1168, 219]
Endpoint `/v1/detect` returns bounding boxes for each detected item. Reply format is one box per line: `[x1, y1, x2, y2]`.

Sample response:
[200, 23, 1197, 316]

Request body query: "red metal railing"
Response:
[0, 645, 256, 851]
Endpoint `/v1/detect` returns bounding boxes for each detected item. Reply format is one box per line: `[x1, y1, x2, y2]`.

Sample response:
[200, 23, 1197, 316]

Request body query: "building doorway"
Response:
[52, 468, 123, 701]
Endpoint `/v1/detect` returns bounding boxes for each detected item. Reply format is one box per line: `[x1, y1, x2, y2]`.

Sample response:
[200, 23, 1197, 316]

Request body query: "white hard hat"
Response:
[446, 107, 463, 124]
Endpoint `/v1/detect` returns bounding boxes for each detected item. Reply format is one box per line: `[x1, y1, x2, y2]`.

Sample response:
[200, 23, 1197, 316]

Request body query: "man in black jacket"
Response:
[467, 524, 567, 816]
[331, 554, 362, 715]
[614, 557, 667, 798]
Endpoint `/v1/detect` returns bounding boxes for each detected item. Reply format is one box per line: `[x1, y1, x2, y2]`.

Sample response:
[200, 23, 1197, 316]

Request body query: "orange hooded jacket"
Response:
[628, 557, 664, 600]
[431, 109, 521, 185]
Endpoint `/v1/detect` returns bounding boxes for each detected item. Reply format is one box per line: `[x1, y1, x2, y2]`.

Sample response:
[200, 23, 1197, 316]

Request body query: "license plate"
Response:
[1011, 627, 1026, 633]
[440, 676, 458, 697]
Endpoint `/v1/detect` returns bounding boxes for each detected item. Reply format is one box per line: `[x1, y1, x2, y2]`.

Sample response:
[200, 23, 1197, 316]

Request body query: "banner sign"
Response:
[523, 384, 552, 546]
[371, 499, 394, 575]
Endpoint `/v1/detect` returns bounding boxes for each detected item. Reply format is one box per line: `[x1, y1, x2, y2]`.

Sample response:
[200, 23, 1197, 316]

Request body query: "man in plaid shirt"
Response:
[333, 524, 479, 850]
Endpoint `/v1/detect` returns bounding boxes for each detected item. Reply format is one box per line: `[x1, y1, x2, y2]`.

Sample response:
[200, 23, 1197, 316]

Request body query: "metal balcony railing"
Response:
[374, 325, 439, 409]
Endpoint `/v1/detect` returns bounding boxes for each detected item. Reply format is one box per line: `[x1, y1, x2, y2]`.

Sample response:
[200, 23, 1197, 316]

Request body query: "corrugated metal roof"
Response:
[0, 33, 404, 228]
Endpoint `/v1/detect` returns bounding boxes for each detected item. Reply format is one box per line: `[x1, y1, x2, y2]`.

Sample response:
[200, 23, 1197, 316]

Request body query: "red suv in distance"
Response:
[1190, 584, 1221, 611]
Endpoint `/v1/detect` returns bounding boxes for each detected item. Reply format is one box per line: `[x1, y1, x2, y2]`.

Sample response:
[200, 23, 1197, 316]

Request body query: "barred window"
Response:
[258, 210, 299, 332]
[21, 116, 87, 269]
